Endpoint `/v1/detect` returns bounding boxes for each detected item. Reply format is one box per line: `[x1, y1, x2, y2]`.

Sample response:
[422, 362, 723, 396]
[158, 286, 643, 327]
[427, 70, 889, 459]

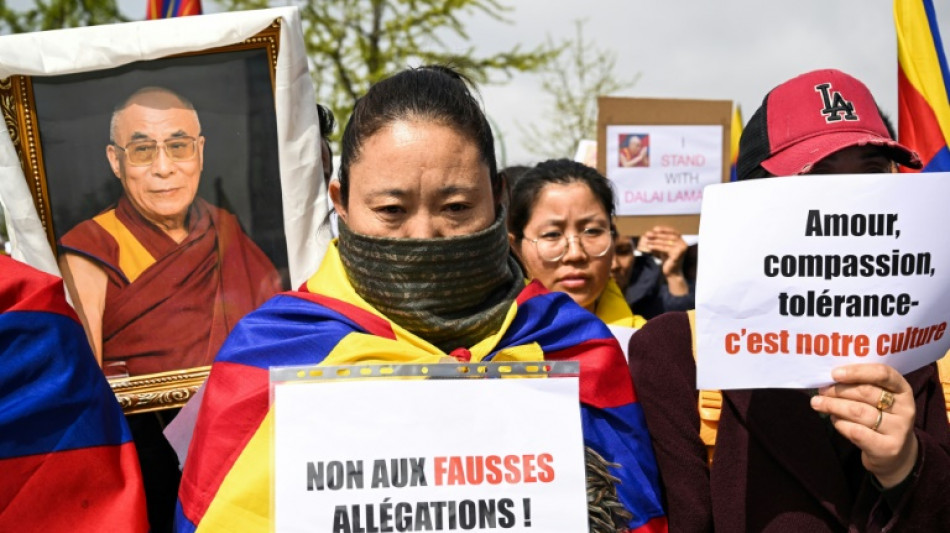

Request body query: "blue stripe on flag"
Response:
[214, 294, 359, 369]
[0, 311, 130, 459]
[581, 402, 665, 530]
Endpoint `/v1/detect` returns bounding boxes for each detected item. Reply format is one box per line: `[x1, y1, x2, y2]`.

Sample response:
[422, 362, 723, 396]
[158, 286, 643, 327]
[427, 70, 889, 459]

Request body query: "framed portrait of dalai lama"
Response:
[0, 9, 331, 414]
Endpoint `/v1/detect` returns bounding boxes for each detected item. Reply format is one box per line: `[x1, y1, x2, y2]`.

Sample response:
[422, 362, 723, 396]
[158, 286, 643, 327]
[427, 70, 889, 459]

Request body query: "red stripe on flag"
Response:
[515, 279, 549, 305]
[146, 0, 162, 19]
[288, 291, 397, 339]
[630, 515, 670, 533]
[146, 0, 201, 19]
[178, 362, 269, 524]
[546, 338, 636, 408]
[0, 442, 147, 532]
[0, 256, 77, 321]
[177, 0, 202, 16]
[898, 67, 947, 171]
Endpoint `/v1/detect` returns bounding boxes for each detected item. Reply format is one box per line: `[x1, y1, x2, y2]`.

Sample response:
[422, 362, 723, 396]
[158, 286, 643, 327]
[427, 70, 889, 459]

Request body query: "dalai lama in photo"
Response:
[59, 86, 281, 378]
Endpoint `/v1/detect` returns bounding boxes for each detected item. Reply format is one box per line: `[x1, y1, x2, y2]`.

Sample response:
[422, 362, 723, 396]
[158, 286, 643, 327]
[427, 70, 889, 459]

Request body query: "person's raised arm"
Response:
[637, 226, 690, 297]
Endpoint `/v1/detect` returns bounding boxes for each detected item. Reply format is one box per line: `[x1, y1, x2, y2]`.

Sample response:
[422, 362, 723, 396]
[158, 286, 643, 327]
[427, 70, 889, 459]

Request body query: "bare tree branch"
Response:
[521, 19, 640, 161]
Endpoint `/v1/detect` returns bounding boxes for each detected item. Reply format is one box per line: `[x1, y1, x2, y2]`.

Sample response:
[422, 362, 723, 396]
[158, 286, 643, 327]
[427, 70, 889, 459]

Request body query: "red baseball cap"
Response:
[736, 69, 921, 180]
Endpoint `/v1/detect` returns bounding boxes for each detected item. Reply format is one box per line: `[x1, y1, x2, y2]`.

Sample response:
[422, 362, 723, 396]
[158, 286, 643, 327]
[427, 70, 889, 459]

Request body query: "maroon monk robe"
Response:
[60, 195, 281, 377]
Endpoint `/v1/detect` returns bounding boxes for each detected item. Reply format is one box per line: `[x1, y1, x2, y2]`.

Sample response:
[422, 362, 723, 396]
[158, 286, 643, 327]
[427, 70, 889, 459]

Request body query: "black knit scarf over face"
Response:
[336, 209, 523, 353]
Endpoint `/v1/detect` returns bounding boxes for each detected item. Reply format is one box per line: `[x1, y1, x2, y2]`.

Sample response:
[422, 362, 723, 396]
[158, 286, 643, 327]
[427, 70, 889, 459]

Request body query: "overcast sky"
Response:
[117, 0, 950, 167]
[471, 1, 950, 166]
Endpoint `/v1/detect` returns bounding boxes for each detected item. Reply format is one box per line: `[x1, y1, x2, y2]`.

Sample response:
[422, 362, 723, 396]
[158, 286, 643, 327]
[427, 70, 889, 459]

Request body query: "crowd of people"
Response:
[2, 63, 949, 533]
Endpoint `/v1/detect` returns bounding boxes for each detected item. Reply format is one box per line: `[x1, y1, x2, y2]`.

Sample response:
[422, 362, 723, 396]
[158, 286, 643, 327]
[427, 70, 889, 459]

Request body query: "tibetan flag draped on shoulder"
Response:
[730, 105, 743, 181]
[147, 0, 201, 19]
[0, 255, 148, 532]
[895, 0, 950, 171]
[176, 243, 667, 533]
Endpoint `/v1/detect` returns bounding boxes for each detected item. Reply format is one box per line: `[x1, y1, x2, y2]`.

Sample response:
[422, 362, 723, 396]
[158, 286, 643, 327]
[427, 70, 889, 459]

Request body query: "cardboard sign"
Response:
[606, 125, 723, 217]
[272, 368, 588, 532]
[597, 97, 732, 236]
[696, 173, 950, 389]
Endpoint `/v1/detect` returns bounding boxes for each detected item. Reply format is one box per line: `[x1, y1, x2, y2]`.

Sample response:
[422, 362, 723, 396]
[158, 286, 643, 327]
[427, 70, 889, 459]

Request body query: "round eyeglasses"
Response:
[525, 227, 614, 262]
[113, 136, 198, 166]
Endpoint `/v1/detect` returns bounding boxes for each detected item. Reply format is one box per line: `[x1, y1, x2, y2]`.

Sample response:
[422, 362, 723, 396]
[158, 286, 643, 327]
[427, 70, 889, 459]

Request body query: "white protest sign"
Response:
[273, 372, 588, 532]
[606, 125, 722, 216]
[696, 172, 950, 389]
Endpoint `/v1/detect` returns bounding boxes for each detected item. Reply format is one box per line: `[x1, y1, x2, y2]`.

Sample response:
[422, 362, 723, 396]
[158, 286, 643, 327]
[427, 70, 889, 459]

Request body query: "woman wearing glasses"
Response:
[508, 159, 646, 334]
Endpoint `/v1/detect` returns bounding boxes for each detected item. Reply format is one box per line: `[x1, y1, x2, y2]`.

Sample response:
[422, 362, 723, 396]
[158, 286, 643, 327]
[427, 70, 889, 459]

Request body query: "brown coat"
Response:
[629, 311, 950, 532]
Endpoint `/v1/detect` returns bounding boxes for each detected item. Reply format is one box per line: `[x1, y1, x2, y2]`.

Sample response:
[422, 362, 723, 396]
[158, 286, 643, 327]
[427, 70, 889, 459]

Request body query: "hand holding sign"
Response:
[811, 363, 918, 488]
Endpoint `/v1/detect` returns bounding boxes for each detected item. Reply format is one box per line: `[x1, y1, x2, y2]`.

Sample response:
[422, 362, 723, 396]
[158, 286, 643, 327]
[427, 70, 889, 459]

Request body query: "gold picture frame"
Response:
[2, 20, 281, 250]
[1, 19, 289, 415]
[110, 366, 211, 414]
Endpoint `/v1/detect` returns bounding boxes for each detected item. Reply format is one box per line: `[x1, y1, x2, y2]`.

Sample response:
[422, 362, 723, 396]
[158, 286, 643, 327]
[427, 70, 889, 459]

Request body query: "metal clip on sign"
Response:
[270, 361, 580, 383]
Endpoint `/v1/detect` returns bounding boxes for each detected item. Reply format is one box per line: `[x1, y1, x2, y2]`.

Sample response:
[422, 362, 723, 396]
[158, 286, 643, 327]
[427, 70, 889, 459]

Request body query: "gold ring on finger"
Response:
[877, 389, 895, 411]
[871, 407, 883, 431]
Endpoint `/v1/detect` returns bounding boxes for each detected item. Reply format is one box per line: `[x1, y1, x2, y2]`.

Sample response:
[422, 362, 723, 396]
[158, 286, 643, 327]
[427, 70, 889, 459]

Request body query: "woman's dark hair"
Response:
[317, 104, 336, 140]
[507, 158, 616, 241]
[500, 165, 532, 192]
[338, 65, 498, 206]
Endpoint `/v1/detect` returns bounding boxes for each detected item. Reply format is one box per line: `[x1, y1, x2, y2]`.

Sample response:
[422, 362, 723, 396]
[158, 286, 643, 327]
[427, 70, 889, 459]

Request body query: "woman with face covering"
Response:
[508, 159, 647, 336]
[175, 67, 666, 533]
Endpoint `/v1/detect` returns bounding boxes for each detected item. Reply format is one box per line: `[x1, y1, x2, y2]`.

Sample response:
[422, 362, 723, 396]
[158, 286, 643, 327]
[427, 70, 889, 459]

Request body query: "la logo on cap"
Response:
[815, 83, 858, 123]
